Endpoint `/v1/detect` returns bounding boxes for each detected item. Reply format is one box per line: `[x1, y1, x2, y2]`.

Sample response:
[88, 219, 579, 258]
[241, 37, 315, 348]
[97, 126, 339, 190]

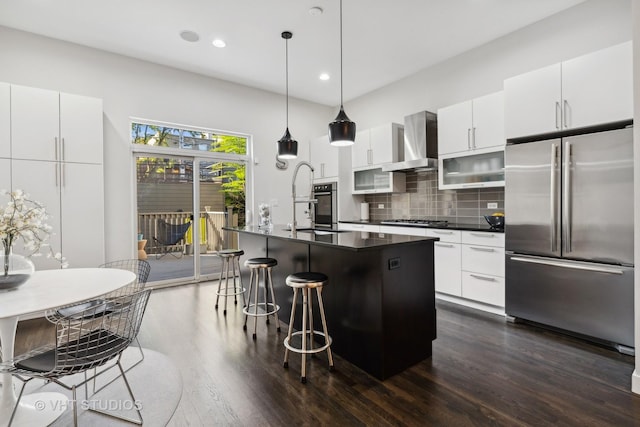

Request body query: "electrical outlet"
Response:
[487, 202, 498, 209]
[378, 204, 384, 209]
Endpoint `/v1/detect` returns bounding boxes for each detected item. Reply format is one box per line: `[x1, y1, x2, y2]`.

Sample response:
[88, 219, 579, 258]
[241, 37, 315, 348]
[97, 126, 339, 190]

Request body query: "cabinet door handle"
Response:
[472, 127, 476, 149]
[433, 230, 454, 235]
[61, 137, 66, 161]
[61, 163, 65, 187]
[470, 273, 496, 282]
[55, 163, 59, 186]
[467, 128, 471, 149]
[367, 149, 373, 165]
[434, 242, 455, 248]
[54, 137, 59, 161]
[470, 232, 494, 238]
[563, 100, 569, 128]
[555, 101, 561, 129]
[469, 246, 495, 252]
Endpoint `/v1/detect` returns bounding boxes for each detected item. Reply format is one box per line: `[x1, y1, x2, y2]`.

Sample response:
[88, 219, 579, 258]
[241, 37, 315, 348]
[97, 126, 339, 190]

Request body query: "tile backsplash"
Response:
[364, 171, 504, 226]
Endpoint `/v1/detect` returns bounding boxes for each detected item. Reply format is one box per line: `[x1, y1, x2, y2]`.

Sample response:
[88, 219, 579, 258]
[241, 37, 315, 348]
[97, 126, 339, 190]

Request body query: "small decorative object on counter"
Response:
[484, 212, 505, 229]
[0, 189, 67, 290]
[258, 203, 272, 230]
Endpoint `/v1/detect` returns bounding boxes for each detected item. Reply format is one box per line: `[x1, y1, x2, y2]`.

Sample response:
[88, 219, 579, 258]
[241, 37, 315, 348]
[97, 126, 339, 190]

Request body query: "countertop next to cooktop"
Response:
[339, 219, 504, 233]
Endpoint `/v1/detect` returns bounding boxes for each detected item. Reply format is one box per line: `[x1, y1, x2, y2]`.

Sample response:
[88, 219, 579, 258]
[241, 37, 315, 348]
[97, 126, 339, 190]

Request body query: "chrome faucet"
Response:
[291, 161, 317, 233]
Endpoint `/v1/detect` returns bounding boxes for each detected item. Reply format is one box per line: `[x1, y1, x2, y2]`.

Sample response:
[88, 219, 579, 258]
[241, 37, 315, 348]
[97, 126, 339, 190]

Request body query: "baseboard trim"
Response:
[435, 293, 506, 316]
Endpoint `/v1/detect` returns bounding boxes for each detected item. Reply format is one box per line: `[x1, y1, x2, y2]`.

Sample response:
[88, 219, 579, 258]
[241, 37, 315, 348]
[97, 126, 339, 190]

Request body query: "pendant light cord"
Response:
[339, 0, 344, 106]
[285, 35, 289, 128]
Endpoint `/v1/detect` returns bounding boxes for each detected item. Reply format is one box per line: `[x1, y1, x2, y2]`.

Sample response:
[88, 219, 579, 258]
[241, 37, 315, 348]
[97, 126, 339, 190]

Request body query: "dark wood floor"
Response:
[15, 282, 640, 426]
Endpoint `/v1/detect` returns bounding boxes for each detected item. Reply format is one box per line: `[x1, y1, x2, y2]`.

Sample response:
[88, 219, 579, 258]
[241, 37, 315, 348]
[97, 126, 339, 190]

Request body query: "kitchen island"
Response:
[225, 225, 437, 380]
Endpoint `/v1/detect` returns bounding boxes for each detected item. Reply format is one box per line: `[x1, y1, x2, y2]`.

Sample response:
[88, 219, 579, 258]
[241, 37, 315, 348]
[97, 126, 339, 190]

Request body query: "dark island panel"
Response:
[230, 226, 437, 380]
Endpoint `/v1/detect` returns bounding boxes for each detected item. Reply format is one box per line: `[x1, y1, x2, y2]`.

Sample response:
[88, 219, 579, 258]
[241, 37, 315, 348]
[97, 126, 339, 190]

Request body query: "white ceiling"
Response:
[0, 0, 585, 106]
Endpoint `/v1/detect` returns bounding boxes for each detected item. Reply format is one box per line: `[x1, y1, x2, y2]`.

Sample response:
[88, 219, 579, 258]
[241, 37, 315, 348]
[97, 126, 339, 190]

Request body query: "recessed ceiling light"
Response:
[212, 39, 226, 48]
[179, 30, 200, 43]
[319, 73, 330, 81]
[309, 6, 323, 16]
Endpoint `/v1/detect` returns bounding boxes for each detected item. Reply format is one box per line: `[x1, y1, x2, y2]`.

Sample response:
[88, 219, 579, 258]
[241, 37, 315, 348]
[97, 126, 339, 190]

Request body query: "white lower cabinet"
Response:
[338, 222, 380, 233]
[426, 229, 461, 296]
[460, 231, 505, 307]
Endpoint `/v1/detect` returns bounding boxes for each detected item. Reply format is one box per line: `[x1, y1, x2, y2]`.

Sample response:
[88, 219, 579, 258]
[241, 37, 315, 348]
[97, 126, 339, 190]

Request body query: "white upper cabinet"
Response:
[369, 123, 401, 166]
[561, 42, 633, 130]
[505, 41, 632, 139]
[11, 84, 60, 161]
[438, 91, 504, 156]
[351, 129, 371, 169]
[60, 93, 103, 164]
[351, 123, 401, 169]
[10, 85, 103, 164]
[438, 101, 473, 155]
[0, 83, 9, 159]
[310, 134, 339, 181]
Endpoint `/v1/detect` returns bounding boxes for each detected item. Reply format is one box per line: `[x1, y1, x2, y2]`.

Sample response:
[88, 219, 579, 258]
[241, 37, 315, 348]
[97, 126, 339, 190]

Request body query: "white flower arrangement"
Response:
[0, 189, 67, 275]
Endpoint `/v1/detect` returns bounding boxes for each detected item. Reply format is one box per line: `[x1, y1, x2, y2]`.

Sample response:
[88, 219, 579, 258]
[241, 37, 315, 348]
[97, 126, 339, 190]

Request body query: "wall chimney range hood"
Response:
[382, 111, 438, 172]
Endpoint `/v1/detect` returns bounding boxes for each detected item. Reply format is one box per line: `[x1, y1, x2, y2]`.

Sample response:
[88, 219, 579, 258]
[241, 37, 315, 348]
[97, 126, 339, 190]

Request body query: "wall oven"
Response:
[312, 182, 337, 228]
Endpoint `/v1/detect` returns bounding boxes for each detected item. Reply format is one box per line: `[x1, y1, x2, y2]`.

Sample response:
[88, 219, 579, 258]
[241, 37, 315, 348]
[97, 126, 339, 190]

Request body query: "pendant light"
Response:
[277, 31, 298, 159]
[328, 0, 356, 146]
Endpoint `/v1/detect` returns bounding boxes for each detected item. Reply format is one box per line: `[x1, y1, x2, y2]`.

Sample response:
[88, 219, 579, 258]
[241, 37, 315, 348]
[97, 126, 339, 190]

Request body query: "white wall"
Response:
[0, 26, 332, 260]
[632, 0, 640, 395]
[343, 0, 632, 128]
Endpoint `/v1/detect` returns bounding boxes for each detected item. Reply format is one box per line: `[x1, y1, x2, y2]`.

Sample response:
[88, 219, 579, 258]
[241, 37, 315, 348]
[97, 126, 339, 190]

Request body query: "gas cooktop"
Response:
[380, 219, 449, 227]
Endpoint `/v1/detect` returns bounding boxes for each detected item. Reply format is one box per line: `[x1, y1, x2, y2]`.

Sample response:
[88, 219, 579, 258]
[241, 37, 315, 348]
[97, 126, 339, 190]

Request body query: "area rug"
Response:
[17, 347, 182, 426]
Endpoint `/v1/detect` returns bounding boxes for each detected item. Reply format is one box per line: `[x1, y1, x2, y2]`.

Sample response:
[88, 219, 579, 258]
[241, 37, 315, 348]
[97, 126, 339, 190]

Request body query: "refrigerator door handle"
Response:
[509, 256, 624, 275]
[550, 143, 558, 252]
[564, 141, 572, 252]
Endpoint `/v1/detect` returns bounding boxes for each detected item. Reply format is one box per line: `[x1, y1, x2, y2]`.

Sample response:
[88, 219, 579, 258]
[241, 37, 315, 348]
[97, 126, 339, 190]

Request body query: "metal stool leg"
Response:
[317, 287, 334, 370]
[267, 267, 281, 331]
[215, 257, 226, 310]
[236, 257, 246, 307]
[223, 256, 231, 315]
[301, 287, 308, 383]
[308, 290, 314, 353]
[283, 287, 299, 368]
[243, 268, 255, 330]
[252, 268, 260, 340]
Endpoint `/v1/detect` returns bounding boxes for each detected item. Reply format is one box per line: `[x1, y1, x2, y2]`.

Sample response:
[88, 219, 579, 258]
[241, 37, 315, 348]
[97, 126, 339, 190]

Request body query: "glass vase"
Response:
[0, 249, 35, 291]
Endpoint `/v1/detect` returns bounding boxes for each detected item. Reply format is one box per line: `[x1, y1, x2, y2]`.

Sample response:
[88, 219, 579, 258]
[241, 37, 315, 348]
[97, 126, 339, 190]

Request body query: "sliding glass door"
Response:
[132, 121, 248, 285]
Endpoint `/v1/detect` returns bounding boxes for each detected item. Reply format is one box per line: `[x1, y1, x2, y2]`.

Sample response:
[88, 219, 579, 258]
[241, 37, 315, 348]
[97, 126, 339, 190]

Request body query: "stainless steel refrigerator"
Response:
[505, 126, 634, 351]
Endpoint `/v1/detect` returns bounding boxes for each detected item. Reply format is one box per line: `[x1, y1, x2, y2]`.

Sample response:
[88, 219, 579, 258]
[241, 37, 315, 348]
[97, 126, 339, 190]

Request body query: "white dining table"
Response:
[0, 268, 136, 427]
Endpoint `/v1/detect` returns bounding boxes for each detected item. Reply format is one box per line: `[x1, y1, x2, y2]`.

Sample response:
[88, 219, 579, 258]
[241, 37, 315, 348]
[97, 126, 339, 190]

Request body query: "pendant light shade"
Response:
[328, 0, 356, 146]
[277, 31, 298, 159]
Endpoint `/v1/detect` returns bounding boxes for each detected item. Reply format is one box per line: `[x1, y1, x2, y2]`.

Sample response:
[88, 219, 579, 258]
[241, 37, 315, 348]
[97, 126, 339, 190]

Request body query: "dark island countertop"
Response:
[224, 224, 437, 251]
[339, 219, 504, 233]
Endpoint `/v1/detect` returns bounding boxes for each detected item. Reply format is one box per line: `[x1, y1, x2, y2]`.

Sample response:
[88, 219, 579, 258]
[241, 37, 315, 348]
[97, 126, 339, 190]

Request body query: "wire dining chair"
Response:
[4, 289, 152, 426]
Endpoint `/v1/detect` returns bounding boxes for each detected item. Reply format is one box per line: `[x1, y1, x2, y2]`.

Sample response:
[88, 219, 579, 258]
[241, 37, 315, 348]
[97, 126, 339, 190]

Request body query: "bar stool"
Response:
[283, 272, 334, 383]
[243, 257, 281, 339]
[215, 249, 246, 316]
